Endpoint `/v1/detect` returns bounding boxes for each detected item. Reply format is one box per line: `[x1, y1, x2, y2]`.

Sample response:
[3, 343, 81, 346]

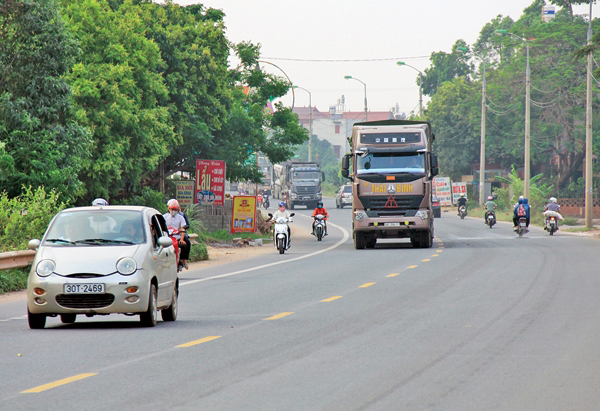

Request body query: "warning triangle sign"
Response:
[384, 195, 398, 208]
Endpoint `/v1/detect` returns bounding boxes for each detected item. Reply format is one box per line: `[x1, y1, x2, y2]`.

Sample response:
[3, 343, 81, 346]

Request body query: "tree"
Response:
[0, 0, 91, 202]
[60, 0, 175, 202]
[421, 40, 473, 97]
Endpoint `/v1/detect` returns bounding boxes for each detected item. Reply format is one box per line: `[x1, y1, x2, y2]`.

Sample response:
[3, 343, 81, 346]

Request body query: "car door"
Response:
[150, 212, 177, 305]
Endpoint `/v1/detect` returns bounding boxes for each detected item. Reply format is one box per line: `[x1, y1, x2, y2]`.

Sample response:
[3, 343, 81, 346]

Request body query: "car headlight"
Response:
[291, 193, 297, 199]
[354, 211, 365, 222]
[416, 210, 429, 220]
[116, 258, 137, 275]
[316, 192, 322, 199]
[36, 260, 55, 277]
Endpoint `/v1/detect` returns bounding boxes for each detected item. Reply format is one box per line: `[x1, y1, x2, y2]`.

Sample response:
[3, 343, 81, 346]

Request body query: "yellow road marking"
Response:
[176, 336, 221, 348]
[408, 265, 418, 269]
[321, 296, 343, 302]
[359, 282, 376, 288]
[437, 250, 443, 252]
[432, 254, 439, 257]
[22, 373, 97, 393]
[422, 259, 431, 262]
[264, 312, 294, 320]
[386, 273, 399, 277]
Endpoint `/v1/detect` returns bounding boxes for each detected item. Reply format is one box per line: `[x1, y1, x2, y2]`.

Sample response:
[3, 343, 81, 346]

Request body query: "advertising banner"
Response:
[195, 160, 226, 206]
[434, 177, 452, 206]
[451, 182, 468, 204]
[231, 196, 256, 234]
[176, 181, 195, 208]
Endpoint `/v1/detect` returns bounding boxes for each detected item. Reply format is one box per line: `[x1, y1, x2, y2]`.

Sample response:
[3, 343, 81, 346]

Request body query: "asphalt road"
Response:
[2, 199, 600, 410]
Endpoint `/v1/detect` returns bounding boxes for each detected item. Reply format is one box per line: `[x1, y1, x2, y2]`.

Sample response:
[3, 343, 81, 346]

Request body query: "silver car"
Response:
[335, 184, 353, 208]
[26, 206, 178, 329]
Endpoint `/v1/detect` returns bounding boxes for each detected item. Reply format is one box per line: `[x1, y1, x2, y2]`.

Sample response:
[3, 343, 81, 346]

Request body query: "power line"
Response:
[261, 56, 430, 63]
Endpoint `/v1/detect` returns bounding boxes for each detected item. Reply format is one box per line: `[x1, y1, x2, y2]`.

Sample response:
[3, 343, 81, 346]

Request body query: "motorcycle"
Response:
[516, 217, 528, 237]
[485, 211, 496, 228]
[545, 215, 558, 235]
[262, 194, 270, 209]
[268, 212, 295, 254]
[458, 205, 467, 219]
[167, 226, 182, 271]
[313, 214, 326, 241]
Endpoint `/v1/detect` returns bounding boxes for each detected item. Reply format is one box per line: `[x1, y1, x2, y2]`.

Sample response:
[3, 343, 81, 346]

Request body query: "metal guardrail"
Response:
[0, 234, 200, 271]
[0, 250, 36, 270]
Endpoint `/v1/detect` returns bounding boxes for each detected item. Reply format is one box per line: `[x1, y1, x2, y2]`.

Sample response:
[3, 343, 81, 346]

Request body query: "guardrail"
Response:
[0, 233, 201, 271]
[0, 250, 36, 270]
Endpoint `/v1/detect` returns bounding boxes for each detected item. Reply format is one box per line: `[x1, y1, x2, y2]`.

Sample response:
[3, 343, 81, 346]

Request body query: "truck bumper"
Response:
[353, 214, 432, 238]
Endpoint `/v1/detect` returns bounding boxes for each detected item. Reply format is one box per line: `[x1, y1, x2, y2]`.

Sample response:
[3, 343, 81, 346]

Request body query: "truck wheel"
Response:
[419, 231, 433, 248]
[354, 232, 366, 250]
[366, 238, 376, 248]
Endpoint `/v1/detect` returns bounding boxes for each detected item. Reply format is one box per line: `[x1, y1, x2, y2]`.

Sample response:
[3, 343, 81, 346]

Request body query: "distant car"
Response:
[26, 206, 178, 329]
[336, 185, 353, 209]
[432, 196, 441, 218]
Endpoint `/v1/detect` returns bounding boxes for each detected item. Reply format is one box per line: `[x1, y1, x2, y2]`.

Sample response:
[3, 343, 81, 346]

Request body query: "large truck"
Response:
[273, 161, 325, 209]
[341, 120, 439, 249]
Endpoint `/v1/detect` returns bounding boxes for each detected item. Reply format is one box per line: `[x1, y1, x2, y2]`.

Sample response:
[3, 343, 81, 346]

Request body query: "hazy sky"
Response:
[174, 0, 591, 115]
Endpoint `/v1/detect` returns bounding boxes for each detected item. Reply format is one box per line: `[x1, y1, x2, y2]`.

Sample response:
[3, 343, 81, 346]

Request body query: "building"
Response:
[293, 104, 397, 160]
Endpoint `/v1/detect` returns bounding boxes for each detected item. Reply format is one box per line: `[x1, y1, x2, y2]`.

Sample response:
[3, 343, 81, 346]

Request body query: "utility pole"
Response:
[524, 42, 531, 199]
[479, 60, 487, 206]
[585, 2, 594, 228]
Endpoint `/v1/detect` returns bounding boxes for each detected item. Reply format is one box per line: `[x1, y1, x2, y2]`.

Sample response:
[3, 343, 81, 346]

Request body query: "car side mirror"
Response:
[341, 154, 352, 179]
[28, 239, 40, 250]
[158, 236, 172, 248]
[429, 153, 439, 178]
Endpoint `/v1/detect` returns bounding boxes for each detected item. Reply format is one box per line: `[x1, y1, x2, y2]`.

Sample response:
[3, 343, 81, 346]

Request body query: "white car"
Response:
[26, 205, 178, 329]
[336, 185, 353, 208]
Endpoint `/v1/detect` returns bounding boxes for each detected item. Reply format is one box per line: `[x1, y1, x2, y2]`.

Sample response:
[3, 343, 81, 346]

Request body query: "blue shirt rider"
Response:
[513, 197, 531, 229]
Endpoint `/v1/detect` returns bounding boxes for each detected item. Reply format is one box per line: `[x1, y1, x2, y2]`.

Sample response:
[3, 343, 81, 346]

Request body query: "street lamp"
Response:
[458, 47, 488, 205]
[495, 29, 531, 199]
[344, 76, 368, 121]
[396, 62, 423, 118]
[294, 85, 313, 162]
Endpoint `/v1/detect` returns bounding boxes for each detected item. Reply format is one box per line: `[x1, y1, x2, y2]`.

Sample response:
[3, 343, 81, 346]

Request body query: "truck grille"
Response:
[56, 294, 115, 309]
[360, 195, 423, 212]
[295, 186, 317, 194]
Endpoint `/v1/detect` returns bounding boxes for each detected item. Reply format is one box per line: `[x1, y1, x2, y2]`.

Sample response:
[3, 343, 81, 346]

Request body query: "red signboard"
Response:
[195, 160, 226, 206]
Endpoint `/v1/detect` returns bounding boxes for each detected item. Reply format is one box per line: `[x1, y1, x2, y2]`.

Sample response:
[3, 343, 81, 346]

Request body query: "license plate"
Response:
[387, 222, 400, 227]
[64, 284, 105, 294]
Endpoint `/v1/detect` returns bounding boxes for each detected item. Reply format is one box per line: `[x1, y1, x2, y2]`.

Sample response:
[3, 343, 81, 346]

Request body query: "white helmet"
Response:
[92, 198, 108, 206]
[549, 197, 557, 203]
[487, 196, 493, 201]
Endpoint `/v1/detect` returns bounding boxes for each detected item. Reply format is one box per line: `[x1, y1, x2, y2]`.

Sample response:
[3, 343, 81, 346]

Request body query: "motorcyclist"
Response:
[456, 193, 467, 216]
[311, 201, 329, 236]
[163, 199, 190, 270]
[484, 195, 497, 224]
[262, 188, 270, 208]
[268, 201, 292, 245]
[513, 197, 531, 230]
[543, 197, 563, 231]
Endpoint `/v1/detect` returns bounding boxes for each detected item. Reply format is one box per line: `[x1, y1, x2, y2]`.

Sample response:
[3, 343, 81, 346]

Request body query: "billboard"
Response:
[176, 181, 195, 208]
[231, 196, 256, 233]
[451, 182, 468, 204]
[434, 177, 452, 206]
[195, 160, 226, 206]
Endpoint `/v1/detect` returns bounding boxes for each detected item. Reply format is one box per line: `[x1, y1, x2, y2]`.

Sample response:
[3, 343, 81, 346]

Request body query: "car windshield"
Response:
[44, 210, 146, 246]
[357, 153, 425, 175]
[293, 171, 320, 182]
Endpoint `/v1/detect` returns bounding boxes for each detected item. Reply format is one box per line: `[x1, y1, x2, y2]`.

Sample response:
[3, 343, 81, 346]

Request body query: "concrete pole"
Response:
[308, 91, 313, 162]
[524, 42, 531, 199]
[585, 2, 594, 228]
[418, 73, 423, 118]
[479, 60, 487, 206]
[363, 82, 368, 122]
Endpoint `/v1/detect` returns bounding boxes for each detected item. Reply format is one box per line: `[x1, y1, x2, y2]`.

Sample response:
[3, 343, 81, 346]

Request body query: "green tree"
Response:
[0, 0, 91, 202]
[60, 0, 175, 202]
[421, 40, 473, 97]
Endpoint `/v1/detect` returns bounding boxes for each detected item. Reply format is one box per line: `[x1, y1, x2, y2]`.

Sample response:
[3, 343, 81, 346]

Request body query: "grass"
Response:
[563, 226, 597, 233]
[0, 267, 29, 294]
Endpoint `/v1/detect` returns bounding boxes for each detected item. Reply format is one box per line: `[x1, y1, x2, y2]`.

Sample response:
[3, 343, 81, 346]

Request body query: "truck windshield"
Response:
[357, 153, 425, 175]
[293, 171, 320, 181]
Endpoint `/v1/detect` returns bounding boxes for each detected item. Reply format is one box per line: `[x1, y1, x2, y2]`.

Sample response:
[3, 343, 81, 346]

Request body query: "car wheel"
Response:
[161, 284, 178, 322]
[140, 284, 158, 327]
[28, 308, 46, 329]
[60, 314, 76, 324]
[336, 201, 340, 209]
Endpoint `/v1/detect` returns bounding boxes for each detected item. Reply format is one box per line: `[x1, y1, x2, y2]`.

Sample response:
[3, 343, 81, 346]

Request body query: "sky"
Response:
[173, 0, 592, 116]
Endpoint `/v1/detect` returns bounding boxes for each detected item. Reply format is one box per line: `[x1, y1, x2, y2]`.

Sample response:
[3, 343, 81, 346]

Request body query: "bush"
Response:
[0, 186, 66, 252]
[0, 267, 29, 294]
[562, 216, 578, 226]
[188, 243, 208, 262]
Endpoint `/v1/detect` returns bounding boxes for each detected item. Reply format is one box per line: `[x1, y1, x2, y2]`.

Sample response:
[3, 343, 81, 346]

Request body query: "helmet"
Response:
[317, 201, 323, 208]
[549, 197, 557, 203]
[92, 198, 108, 206]
[278, 201, 285, 207]
[519, 195, 524, 200]
[488, 196, 493, 201]
[167, 199, 180, 210]
[460, 193, 465, 198]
